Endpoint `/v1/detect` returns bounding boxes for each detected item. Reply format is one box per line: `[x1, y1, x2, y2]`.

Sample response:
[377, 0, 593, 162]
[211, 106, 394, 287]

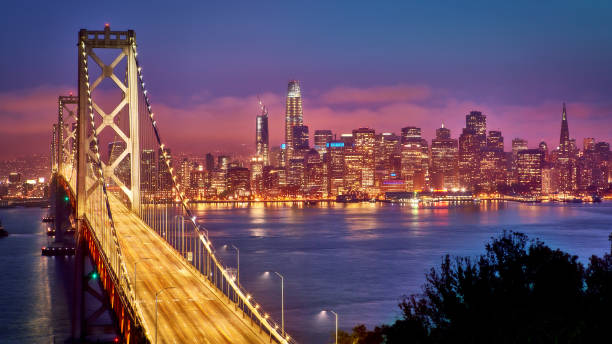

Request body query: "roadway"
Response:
[106, 194, 271, 344]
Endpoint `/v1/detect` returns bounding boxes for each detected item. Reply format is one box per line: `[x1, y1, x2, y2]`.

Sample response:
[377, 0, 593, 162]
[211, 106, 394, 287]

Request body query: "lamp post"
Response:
[323, 310, 338, 344]
[272, 271, 285, 336]
[155, 286, 176, 344]
[133, 257, 151, 302]
[231, 244, 239, 284]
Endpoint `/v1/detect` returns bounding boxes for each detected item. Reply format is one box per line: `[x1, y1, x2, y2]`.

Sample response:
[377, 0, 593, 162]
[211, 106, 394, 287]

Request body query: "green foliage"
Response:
[350, 231, 612, 343]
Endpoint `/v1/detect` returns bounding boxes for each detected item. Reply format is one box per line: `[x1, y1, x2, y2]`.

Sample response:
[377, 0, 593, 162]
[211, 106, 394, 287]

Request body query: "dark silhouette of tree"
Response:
[346, 231, 612, 343]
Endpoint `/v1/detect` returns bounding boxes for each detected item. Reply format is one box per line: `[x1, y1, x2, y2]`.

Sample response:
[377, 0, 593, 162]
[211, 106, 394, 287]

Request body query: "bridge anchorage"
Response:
[50, 25, 295, 343]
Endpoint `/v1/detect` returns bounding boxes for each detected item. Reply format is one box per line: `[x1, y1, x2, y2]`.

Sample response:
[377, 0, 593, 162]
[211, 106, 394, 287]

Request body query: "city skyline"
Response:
[1, 1, 612, 158]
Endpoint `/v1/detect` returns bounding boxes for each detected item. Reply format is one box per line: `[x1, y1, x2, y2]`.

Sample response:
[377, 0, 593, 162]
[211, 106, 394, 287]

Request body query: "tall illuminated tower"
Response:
[559, 103, 570, 153]
[285, 80, 304, 163]
[556, 102, 576, 193]
[256, 100, 270, 165]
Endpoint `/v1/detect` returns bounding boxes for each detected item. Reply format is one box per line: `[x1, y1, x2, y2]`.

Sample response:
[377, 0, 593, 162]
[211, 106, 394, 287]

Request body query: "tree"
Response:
[349, 231, 612, 343]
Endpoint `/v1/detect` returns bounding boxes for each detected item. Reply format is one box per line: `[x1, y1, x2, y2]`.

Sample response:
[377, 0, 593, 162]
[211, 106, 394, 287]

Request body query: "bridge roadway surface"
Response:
[106, 194, 270, 344]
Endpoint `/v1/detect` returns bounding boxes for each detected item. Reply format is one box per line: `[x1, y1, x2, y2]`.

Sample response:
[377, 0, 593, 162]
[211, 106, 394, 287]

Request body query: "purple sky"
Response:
[1, 1, 611, 158]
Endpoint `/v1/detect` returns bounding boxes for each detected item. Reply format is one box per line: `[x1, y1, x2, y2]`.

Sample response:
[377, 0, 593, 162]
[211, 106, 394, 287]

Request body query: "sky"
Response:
[1, 0, 611, 158]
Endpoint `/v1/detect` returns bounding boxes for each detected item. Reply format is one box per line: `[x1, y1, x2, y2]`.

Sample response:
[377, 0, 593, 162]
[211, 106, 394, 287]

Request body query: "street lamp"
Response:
[155, 286, 176, 344]
[266, 271, 285, 336]
[133, 257, 151, 302]
[231, 244, 239, 284]
[322, 310, 338, 344]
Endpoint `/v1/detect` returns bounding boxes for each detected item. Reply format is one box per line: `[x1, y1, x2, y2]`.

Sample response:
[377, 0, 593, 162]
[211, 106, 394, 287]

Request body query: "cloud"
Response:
[1, 83, 611, 159]
[319, 84, 432, 105]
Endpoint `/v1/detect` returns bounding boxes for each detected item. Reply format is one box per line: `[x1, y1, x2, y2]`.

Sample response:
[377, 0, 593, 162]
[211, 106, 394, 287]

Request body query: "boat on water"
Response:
[0, 219, 8, 237]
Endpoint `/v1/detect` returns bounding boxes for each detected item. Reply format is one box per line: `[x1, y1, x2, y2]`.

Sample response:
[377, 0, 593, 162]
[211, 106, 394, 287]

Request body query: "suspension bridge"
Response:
[50, 25, 294, 344]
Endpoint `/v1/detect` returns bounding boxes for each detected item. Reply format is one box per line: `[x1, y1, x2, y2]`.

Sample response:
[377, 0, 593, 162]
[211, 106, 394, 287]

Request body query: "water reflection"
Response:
[4, 202, 611, 344]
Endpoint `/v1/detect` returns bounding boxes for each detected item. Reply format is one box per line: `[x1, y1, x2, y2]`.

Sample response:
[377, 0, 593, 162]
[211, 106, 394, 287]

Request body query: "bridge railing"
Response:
[133, 40, 296, 343]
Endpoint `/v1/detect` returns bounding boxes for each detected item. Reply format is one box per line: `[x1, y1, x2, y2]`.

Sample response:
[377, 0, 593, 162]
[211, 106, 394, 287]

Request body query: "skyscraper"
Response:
[353, 127, 376, 188]
[285, 80, 304, 163]
[517, 149, 544, 195]
[556, 103, 577, 194]
[431, 124, 458, 190]
[255, 100, 270, 166]
[559, 103, 571, 153]
[205, 153, 215, 171]
[458, 128, 480, 190]
[314, 130, 333, 155]
[466, 111, 487, 147]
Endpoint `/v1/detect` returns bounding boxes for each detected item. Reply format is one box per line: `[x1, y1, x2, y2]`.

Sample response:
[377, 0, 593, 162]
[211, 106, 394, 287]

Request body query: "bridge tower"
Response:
[73, 25, 142, 342]
[76, 25, 140, 218]
[57, 95, 78, 176]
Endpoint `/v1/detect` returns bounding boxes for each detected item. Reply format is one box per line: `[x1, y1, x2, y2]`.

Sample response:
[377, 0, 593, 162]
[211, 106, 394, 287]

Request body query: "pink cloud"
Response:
[1, 83, 611, 159]
[319, 84, 432, 105]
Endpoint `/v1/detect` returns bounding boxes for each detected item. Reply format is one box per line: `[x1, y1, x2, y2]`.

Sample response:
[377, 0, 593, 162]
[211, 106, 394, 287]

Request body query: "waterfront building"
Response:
[205, 153, 215, 171]
[158, 148, 173, 198]
[594, 142, 610, 191]
[189, 165, 207, 198]
[227, 167, 251, 197]
[353, 128, 376, 188]
[326, 141, 346, 196]
[466, 111, 487, 147]
[343, 147, 362, 191]
[511, 138, 528, 185]
[209, 169, 227, 195]
[376, 133, 400, 175]
[287, 158, 305, 192]
[542, 166, 554, 195]
[255, 101, 270, 166]
[458, 128, 480, 190]
[304, 149, 326, 197]
[179, 158, 191, 192]
[314, 130, 333, 156]
[284, 80, 304, 164]
[108, 141, 130, 185]
[479, 147, 506, 192]
[140, 149, 156, 191]
[401, 128, 428, 191]
[431, 125, 458, 190]
[250, 156, 264, 196]
[555, 103, 577, 194]
[517, 149, 544, 195]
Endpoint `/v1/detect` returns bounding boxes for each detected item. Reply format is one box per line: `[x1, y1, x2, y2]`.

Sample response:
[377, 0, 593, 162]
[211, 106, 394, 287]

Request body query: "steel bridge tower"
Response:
[76, 25, 140, 218]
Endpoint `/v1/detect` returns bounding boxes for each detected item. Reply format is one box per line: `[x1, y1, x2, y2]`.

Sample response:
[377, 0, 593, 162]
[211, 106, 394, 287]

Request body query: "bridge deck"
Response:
[108, 195, 270, 343]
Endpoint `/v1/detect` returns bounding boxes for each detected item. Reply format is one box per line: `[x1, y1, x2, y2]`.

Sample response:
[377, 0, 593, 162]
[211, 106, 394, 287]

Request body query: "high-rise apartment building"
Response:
[326, 141, 345, 195]
[353, 128, 376, 187]
[458, 128, 480, 190]
[255, 101, 270, 166]
[401, 127, 428, 191]
[431, 125, 458, 190]
[517, 149, 543, 194]
[466, 111, 487, 147]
